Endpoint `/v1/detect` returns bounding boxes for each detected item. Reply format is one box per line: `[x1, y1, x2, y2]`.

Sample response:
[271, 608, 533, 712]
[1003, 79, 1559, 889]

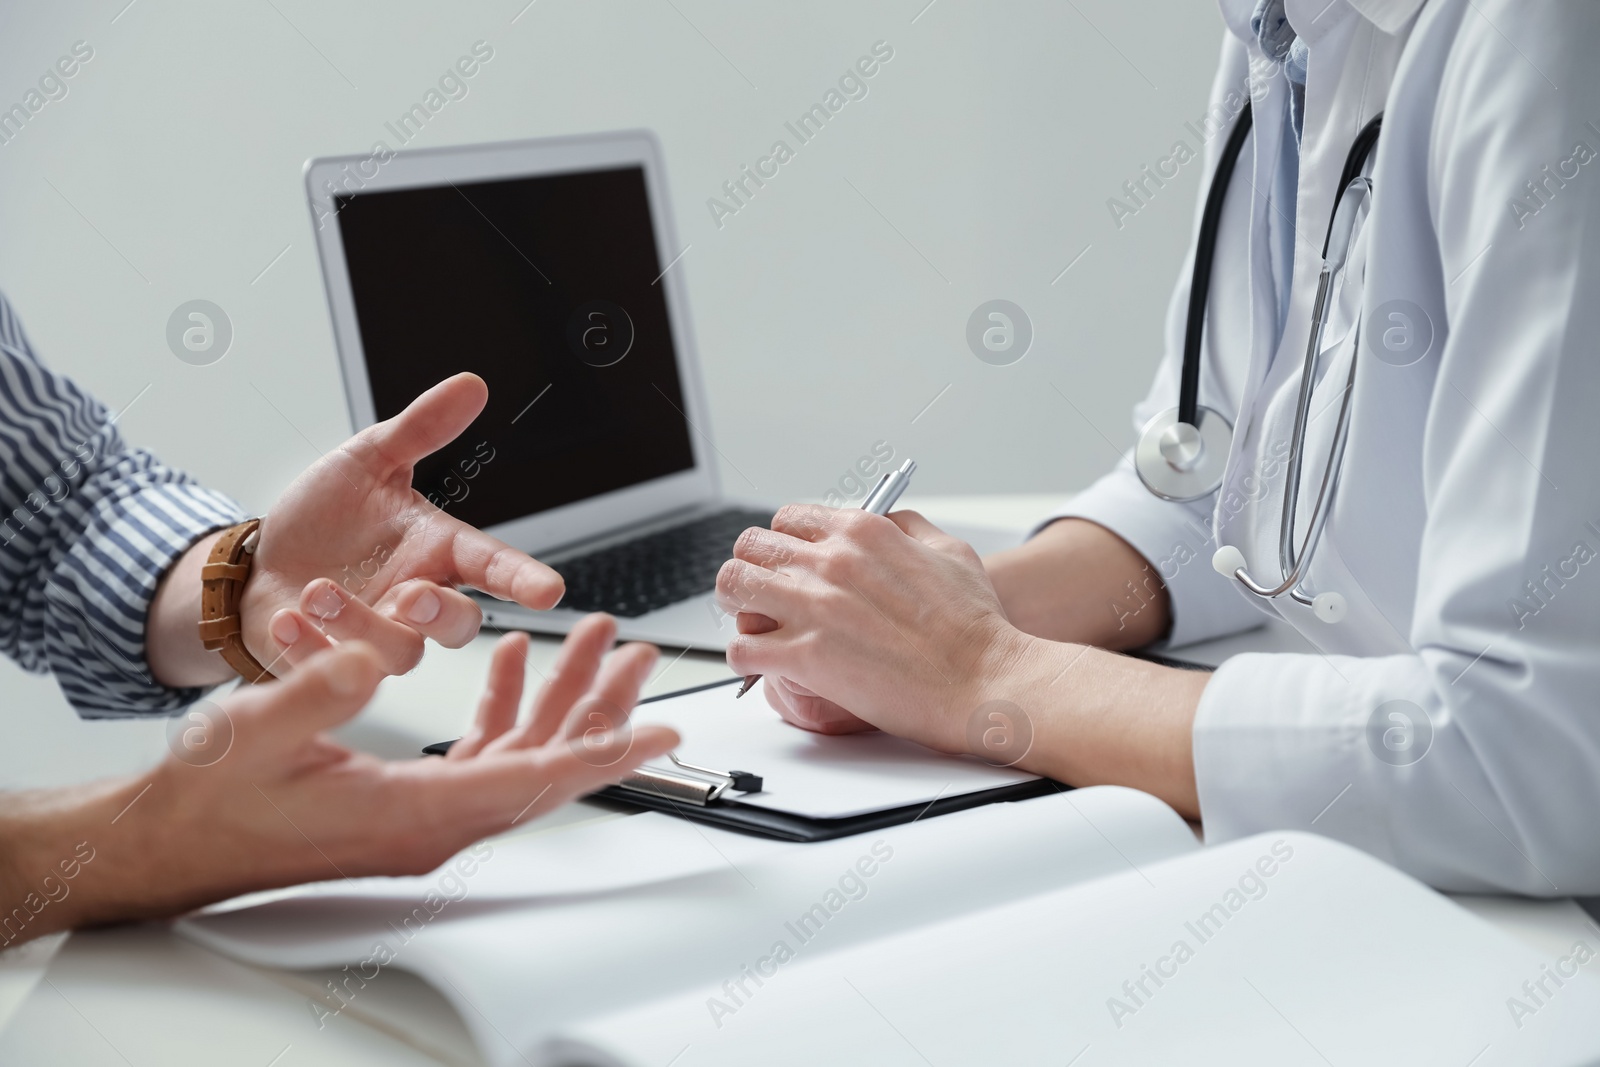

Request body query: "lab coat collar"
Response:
[1214, 0, 1426, 43]
[1343, 0, 1428, 35]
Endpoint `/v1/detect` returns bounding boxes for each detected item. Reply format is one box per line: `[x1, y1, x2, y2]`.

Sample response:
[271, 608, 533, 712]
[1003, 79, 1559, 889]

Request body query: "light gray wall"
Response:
[0, 0, 1222, 513]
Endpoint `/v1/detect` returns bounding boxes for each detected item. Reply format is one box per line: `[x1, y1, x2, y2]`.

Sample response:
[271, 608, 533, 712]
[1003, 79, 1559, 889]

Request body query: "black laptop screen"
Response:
[334, 164, 697, 530]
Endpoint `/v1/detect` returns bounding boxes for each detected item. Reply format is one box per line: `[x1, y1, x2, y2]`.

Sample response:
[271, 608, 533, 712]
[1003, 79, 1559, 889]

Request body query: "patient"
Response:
[0, 293, 675, 948]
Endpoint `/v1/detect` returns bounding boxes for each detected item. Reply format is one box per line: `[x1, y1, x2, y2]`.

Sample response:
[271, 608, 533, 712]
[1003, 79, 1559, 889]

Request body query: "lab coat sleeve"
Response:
[1034, 31, 1266, 649]
[1194, 0, 1600, 894]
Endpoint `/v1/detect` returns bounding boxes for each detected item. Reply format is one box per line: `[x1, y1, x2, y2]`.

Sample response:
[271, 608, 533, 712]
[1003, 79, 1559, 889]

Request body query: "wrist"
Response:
[196, 517, 276, 685]
[148, 530, 233, 688]
[949, 619, 1046, 758]
[236, 560, 281, 672]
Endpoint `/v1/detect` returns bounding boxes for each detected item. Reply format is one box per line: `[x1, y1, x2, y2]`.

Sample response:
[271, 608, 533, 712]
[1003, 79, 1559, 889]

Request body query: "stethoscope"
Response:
[1133, 103, 1382, 624]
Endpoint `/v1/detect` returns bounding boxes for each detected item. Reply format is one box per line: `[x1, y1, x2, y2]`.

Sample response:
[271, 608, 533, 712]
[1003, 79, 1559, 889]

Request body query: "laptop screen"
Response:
[334, 164, 696, 531]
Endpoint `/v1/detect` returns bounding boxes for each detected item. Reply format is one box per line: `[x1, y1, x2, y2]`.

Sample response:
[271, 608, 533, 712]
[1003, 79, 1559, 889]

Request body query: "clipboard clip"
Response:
[619, 753, 764, 807]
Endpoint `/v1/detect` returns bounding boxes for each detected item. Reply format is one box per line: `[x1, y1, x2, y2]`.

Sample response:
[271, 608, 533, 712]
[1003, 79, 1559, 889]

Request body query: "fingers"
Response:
[437, 524, 565, 612]
[557, 640, 660, 745]
[489, 613, 617, 751]
[736, 611, 779, 635]
[413, 722, 681, 833]
[724, 629, 794, 681]
[225, 642, 385, 756]
[448, 632, 529, 760]
[715, 558, 797, 617]
[358, 372, 488, 474]
[299, 579, 426, 675]
[884, 509, 946, 543]
[886, 509, 972, 558]
[263, 608, 337, 672]
[379, 580, 484, 648]
[765, 676, 878, 736]
[772, 503, 903, 548]
[770, 504, 837, 541]
[512, 722, 681, 823]
[268, 579, 487, 677]
[731, 525, 808, 570]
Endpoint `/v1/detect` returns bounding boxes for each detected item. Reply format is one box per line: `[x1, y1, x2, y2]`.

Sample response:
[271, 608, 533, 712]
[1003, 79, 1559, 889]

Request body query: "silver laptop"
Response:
[306, 130, 1016, 651]
[304, 130, 788, 650]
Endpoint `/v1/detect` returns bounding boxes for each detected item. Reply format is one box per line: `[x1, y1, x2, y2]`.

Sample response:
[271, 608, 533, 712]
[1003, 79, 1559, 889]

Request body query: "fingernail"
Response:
[269, 611, 301, 646]
[407, 588, 441, 625]
[310, 583, 344, 620]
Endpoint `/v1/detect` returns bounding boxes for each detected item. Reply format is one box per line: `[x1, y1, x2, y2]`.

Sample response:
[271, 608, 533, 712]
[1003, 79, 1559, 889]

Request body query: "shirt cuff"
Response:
[48, 481, 246, 719]
[1033, 460, 1266, 648]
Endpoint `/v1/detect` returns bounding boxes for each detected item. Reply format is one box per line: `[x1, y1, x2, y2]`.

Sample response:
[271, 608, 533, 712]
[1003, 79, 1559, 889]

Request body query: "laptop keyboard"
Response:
[550, 507, 774, 618]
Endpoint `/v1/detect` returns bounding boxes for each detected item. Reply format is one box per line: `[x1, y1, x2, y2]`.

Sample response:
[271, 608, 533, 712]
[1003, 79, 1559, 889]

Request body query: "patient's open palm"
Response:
[238, 373, 564, 675]
[97, 622, 676, 925]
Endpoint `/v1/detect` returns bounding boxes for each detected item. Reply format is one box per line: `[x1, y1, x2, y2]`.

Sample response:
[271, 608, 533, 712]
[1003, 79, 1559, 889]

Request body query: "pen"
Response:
[735, 458, 918, 698]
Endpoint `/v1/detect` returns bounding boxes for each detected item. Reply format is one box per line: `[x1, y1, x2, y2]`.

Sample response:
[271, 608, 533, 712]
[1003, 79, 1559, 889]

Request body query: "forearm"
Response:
[145, 530, 237, 689]
[984, 518, 1170, 649]
[981, 631, 1209, 820]
[0, 777, 143, 947]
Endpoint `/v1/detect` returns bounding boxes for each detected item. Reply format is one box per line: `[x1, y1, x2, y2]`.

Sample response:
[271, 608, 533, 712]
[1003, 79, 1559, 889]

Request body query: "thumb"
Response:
[227, 642, 385, 756]
[358, 371, 488, 474]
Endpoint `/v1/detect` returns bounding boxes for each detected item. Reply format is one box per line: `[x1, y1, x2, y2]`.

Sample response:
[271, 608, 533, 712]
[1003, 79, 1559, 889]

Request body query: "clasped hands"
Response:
[713, 504, 1028, 755]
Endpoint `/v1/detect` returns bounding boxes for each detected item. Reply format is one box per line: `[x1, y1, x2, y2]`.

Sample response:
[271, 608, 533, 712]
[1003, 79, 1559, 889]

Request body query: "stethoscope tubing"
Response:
[1137, 104, 1382, 621]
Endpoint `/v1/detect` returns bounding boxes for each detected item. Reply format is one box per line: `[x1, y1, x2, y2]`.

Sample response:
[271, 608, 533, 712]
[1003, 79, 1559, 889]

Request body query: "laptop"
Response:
[304, 129, 789, 650]
[305, 130, 1015, 651]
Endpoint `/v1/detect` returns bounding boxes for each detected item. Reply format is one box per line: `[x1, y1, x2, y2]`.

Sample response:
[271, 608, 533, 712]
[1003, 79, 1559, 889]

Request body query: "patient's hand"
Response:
[1, 615, 676, 942]
[240, 372, 565, 677]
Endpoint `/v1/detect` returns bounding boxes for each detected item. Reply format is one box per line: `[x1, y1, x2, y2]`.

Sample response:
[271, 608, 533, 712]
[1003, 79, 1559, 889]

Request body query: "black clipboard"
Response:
[424, 676, 1064, 842]
[589, 777, 1061, 842]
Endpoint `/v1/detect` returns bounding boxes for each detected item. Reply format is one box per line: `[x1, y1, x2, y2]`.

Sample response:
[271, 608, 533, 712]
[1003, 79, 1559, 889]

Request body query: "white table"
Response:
[1, 495, 1594, 1066]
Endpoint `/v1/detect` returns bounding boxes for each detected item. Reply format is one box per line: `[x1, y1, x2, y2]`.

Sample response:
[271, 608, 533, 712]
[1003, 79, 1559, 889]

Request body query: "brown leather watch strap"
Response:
[199, 518, 273, 684]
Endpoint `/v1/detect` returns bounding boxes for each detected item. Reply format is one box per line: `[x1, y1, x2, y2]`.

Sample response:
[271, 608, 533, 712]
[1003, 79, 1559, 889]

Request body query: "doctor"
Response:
[718, 0, 1600, 895]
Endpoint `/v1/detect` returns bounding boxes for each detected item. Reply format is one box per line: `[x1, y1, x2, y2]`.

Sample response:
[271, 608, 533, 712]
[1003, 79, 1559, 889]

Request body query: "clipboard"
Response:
[424, 676, 1064, 842]
[590, 774, 1060, 842]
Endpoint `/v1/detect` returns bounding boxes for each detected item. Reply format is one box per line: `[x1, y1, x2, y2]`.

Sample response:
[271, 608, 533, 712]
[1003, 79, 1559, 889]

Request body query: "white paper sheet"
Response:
[628, 680, 1037, 818]
[536, 833, 1600, 1067]
[179, 788, 1198, 1065]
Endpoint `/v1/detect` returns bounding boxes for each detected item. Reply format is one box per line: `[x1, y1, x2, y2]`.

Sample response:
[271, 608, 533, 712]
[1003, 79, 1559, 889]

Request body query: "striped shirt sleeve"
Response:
[0, 293, 246, 718]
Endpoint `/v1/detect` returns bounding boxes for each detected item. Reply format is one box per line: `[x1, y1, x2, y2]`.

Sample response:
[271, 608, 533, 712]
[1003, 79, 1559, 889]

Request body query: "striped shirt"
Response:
[0, 293, 245, 718]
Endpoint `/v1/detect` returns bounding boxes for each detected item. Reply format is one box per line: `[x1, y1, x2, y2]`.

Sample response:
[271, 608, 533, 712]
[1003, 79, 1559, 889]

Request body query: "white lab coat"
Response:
[1048, 0, 1600, 894]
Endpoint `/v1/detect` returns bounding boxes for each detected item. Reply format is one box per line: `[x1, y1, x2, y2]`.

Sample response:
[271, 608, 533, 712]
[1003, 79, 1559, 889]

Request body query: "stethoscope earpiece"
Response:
[1212, 545, 1247, 578]
[1214, 545, 1346, 624]
[1311, 592, 1346, 624]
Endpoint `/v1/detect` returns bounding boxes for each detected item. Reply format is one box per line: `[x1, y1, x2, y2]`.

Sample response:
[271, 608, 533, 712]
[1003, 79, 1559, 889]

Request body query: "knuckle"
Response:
[334, 605, 370, 638]
[715, 559, 747, 604]
[774, 504, 823, 539]
[814, 545, 856, 583]
[732, 525, 765, 560]
[395, 630, 426, 674]
[851, 511, 891, 540]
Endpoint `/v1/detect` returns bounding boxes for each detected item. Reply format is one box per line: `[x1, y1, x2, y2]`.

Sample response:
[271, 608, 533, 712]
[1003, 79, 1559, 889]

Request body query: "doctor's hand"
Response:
[9, 618, 677, 941]
[718, 505, 1024, 755]
[149, 372, 567, 687]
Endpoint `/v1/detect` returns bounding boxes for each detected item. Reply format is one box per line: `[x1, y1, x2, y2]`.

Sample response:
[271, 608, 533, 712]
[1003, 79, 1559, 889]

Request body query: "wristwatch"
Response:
[197, 518, 274, 684]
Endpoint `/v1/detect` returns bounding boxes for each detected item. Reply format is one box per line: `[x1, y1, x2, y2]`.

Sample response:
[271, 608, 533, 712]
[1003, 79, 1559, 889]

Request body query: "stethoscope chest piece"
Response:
[1135, 405, 1234, 502]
